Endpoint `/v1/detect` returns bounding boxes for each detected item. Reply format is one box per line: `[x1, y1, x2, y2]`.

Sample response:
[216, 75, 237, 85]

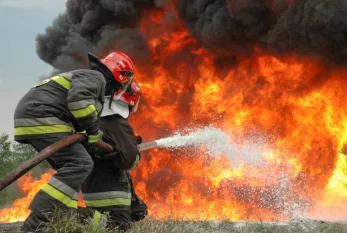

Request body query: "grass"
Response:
[1, 212, 347, 233]
[131, 219, 347, 233]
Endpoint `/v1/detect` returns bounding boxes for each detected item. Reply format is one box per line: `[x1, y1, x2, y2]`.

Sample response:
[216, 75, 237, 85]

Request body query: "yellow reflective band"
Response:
[41, 184, 78, 208]
[85, 198, 131, 207]
[33, 79, 51, 88]
[88, 134, 99, 144]
[71, 104, 97, 118]
[32, 76, 71, 90]
[51, 76, 71, 90]
[91, 211, 102, 233]
[14, 125, 75, 136]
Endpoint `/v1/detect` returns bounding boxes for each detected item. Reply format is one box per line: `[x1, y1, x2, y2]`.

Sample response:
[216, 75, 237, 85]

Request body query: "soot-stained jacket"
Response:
[98, 114, 140, 170]
[81, 114, 142, 215]
[14, 69, 105, 142]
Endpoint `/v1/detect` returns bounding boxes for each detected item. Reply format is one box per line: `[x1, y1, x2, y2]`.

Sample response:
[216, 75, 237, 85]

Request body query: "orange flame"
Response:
[0, 171, 55, 223]
[2, 2, 347, 223]
[0, 170, 87, 223]
[130, 4, 347, 221]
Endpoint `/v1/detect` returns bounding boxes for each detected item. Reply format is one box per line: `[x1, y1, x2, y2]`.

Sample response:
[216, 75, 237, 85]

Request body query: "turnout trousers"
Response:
[81, 159, 147, 232]
[21, 134, 94, 232]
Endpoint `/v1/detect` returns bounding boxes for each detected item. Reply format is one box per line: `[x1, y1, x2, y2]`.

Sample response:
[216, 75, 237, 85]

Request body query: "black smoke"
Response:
[36, 0, 162, 72]
[177, 0, 270, 56]
[36, 0, 347, 73]
[266, 0, 347, 62]
[177, 0, 347, 62]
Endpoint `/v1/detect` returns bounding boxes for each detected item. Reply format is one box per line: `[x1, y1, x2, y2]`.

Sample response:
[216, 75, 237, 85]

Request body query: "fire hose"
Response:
[0, 134, 158, 192]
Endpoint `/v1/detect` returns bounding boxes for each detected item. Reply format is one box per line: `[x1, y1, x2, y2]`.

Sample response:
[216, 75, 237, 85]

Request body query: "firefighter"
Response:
[81, 79, 148, 232]
[14, 51, 135, 232]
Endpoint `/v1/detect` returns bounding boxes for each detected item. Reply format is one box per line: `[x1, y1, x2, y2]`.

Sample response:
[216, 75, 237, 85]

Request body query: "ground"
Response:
[1, 218, 347, 233]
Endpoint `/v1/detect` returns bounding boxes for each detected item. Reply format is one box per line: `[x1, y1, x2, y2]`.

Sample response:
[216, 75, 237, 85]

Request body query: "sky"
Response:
[0, 0, 66, 139]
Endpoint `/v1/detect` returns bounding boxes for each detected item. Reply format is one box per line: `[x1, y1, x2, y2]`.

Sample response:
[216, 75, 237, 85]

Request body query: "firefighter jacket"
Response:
[98, 114, 140, 170]
[82, 114, 141, 212]
[14, 69, 106, 142]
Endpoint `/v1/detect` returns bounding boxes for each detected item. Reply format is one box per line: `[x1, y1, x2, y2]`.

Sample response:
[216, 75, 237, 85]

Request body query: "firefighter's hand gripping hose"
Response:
[0, 134, 159, 192]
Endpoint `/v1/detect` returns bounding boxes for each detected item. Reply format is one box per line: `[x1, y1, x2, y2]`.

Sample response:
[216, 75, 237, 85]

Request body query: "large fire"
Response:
[0, 171, 54, 223]
[1, 1, 347, 224]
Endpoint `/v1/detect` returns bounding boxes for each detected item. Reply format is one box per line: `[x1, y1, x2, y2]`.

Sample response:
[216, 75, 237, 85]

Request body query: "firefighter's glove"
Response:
[136, 135, 142, 145]
[87, 144, 119, 160]
[86, 129, 103, 144]
[97, 151, 120, 160]
[92, 148, 119, 160]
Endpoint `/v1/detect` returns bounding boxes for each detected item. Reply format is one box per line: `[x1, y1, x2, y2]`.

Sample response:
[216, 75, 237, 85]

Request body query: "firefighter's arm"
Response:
[67, 70, 105, 137]
[98, 115, 140, 170]
[89, 146, 140, 170]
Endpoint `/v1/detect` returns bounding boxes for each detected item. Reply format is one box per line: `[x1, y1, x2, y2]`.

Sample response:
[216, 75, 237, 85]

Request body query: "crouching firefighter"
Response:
[14, 51, 136, 232]
[81, 76, 148, 232]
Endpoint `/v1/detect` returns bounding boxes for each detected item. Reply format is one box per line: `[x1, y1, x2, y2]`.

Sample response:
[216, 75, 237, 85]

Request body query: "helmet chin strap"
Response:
[108, 93, 115, 110]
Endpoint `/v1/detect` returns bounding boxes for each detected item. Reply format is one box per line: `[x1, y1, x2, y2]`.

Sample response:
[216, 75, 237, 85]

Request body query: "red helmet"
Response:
[114, 79, 142, 113]
[101, 52, 135, 90]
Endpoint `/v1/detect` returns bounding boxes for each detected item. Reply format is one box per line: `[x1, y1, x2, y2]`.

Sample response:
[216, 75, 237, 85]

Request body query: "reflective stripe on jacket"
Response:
[14, 69, 105, 141]
[14, 116, 75, 136]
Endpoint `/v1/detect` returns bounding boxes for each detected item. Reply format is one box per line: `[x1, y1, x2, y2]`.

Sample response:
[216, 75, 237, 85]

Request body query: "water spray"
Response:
[138, 126, 233, 156]
[0, 126, 231, 191]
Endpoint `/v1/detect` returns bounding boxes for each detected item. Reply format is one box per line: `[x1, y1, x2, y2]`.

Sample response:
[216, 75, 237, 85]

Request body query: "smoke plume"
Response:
[36, 0, 158, 71]
[177, 0, 347, 61]
[36, 0, 347, 70]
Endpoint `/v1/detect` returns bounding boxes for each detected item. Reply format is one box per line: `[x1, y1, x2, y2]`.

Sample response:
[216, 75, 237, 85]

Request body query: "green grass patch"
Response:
[1, 214, 347, 233]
